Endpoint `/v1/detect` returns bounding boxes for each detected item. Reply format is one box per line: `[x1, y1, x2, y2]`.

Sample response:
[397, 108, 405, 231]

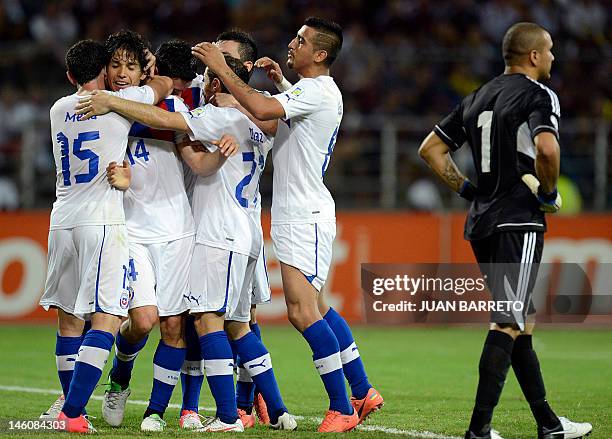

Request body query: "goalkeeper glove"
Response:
[521, 174, 562, 213]
[458, 179, 476, 201]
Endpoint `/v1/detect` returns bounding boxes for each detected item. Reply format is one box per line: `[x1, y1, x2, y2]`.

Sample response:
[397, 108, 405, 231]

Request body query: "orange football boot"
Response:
[238, 408, 256, 429]
[351, 387, 384, 423]
[317, 409, 359, 432]
[253, 392, 270, 425]
[57, 412, 96, 433]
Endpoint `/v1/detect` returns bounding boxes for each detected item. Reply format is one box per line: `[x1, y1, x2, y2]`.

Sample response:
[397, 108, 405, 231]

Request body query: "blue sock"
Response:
[147, 341, 186, 414]
[249, 322, 262, 340]
[303, 320, 352, 414]
[247, 322, 262, 399]
[181, 316, 203, 413]
[230, 340, 255, 412]
[324, 307, 372, 399]
[110, 332, 148, 388]
[63, 330, 114, 418]
[200, 331, 237, 424]
[234, 332, 287, 423]
[55, 334, 83, 397]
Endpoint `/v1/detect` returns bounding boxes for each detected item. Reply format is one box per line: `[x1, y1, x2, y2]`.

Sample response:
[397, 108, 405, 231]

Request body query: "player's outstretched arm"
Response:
[145, 75, 173, 104]
[106, 160, 131, 191]
[419, 131, 474, 199]
[177, 134, 238, 177]
[192, 43, 285, 121]
[211, 92, 278, 136]
[534, 132, 560, 193]
[75, 91, 189, 132]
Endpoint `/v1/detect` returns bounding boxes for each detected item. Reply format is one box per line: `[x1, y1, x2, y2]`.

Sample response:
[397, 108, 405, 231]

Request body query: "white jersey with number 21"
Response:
[181, 104, 272, 258]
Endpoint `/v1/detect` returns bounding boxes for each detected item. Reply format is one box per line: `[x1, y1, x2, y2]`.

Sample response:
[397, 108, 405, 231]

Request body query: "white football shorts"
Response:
[127, 236, 194, 317]
[250, 245, 271, 305]
[40, 224, 130, 319]
[271, 221, 335, 292]
[188, 244, 255, 322]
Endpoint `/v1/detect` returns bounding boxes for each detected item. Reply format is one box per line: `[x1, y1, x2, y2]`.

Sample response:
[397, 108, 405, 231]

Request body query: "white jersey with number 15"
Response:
[49, 86, 155, 230]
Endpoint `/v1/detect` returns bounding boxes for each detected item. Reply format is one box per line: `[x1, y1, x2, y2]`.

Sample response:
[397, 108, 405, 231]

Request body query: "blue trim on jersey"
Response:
[165, 97, 175, 112]
[192, 88, 201, 109]
[94, 226, 106, 312]
[305, 224, 319, 284]
[262, 247, 270, 287]
[128, 98, 176, 140]
[322, 126, 339, 176]
[217, 251, 233, 312]
[128, 121, 147, 138]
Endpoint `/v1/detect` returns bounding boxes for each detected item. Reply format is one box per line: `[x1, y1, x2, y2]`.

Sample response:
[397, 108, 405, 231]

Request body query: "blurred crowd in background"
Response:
[0, 0, 610, 211]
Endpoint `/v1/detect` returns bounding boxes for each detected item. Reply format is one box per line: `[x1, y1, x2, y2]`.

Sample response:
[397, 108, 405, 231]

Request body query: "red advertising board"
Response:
[1, 211, 610, 323]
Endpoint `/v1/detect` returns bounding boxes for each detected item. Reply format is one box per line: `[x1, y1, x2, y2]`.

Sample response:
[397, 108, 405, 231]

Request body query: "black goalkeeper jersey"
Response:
[434, 73, 561, 240]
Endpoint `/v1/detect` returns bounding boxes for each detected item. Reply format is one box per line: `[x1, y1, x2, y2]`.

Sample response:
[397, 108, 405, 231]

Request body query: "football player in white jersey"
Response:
[39, 39, 172, 433]
[97, 34, 197, 432]
[192, 17, 384, 432]
[76, 54, 297, 433]
[177, 30, 279, 429]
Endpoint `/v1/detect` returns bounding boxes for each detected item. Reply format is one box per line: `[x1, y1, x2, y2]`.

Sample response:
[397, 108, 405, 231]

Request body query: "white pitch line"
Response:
[0, 385, 216, 412]
[0, 384, 461, 439]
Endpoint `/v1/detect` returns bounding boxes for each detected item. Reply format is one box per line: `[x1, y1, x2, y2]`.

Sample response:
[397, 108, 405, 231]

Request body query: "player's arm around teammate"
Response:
[210, 92, 278, 136]
[75, 92, 239, 159]
[106, 160, 131, 190]
[195, 19, 385, 432]
[191, 43, 287, 122]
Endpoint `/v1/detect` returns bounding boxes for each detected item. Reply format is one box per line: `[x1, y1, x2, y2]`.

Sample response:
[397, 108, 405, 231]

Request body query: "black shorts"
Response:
[470, 231, 544, 327]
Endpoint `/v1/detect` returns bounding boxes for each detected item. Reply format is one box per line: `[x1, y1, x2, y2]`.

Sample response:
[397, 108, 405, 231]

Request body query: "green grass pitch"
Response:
[0, 325, 609, 438]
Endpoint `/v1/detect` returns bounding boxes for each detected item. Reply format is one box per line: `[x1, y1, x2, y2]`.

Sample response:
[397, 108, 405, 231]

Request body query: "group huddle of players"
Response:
[38, 17, 384, 434]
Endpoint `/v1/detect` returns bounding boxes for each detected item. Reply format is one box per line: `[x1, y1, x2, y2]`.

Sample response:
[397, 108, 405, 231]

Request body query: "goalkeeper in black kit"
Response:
[418, 22, 592, 439]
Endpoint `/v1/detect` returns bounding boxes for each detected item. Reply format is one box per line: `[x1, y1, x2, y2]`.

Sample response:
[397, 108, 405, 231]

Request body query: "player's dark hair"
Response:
[206, 55, 250, 93]
[502, 22, 548, 66]
[303, 17, 343, 66]
[104, 29, 149, 70]
[216, 29, 258, 63]
[155, 39, 197, 81]
[65, 39, 108, 85]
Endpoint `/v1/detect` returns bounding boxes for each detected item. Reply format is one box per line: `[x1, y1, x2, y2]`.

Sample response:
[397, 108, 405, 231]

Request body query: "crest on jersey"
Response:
[120, 291, 130, 309]
[189, 107, 206, 118]
[290, 87, 304, 97]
